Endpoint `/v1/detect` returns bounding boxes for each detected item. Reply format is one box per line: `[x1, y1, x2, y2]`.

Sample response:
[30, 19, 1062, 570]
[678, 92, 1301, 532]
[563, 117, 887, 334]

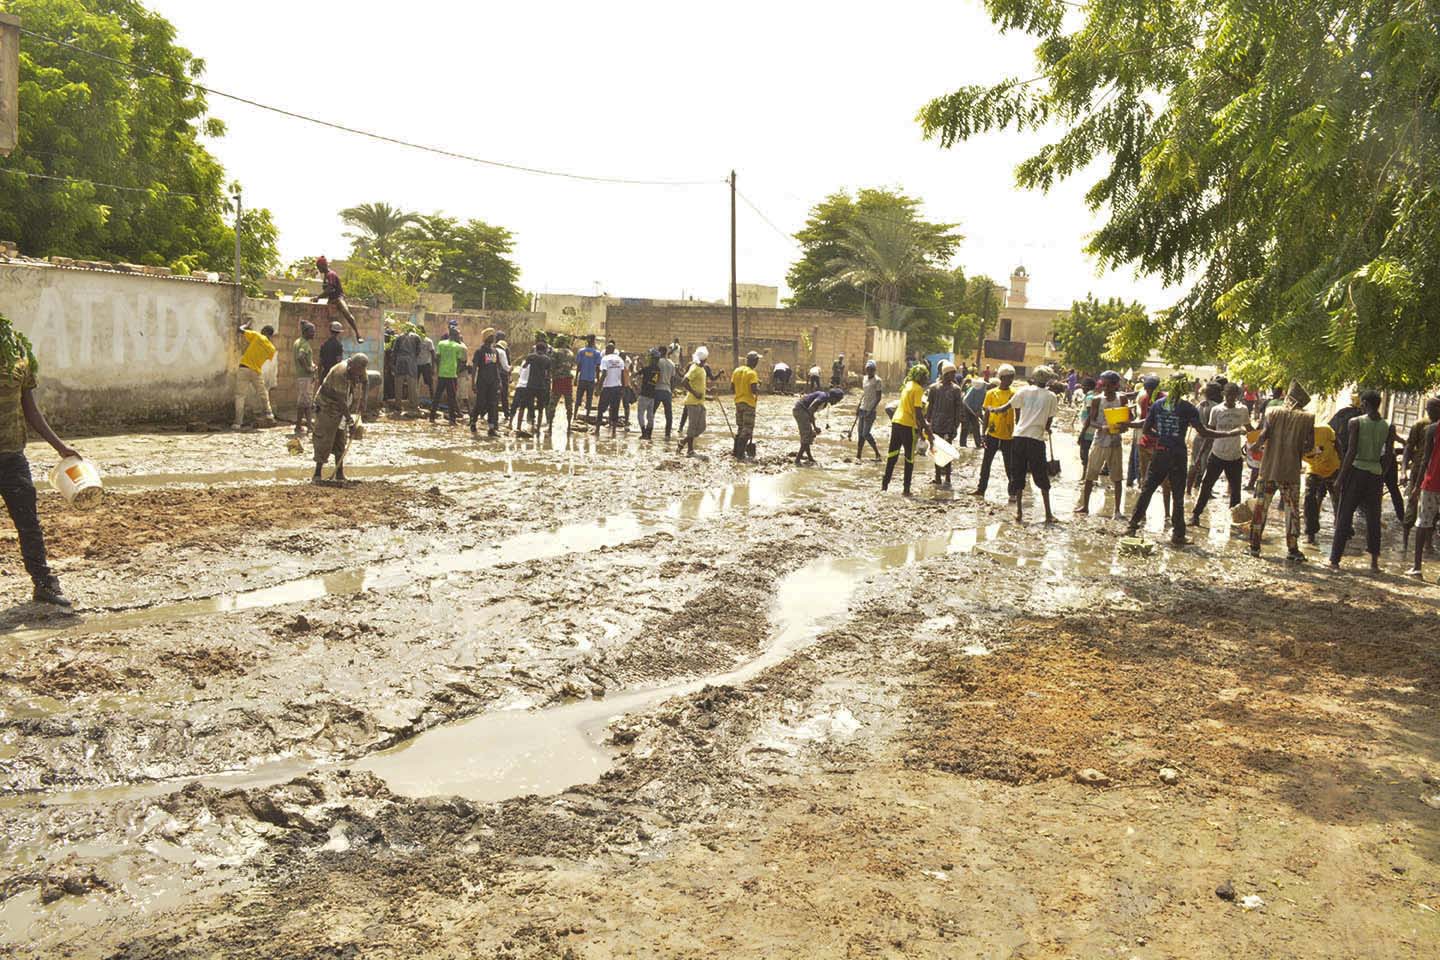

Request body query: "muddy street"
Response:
[1, 406, 1436, 958]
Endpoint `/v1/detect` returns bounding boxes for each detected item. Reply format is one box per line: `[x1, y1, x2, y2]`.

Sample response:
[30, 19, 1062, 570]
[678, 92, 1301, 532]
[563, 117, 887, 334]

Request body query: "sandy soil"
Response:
[0, 403, 1435, 958]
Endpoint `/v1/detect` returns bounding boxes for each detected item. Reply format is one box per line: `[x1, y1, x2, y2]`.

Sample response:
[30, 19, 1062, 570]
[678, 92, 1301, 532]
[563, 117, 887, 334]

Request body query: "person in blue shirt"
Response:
[961, 376, 988, 448]
[574, 335, 603, 421]
[1125, 374, 1246, 545]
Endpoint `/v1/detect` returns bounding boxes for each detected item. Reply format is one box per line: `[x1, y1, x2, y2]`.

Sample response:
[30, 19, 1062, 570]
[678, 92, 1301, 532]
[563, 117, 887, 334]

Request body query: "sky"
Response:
[149, 0, 1176, 312]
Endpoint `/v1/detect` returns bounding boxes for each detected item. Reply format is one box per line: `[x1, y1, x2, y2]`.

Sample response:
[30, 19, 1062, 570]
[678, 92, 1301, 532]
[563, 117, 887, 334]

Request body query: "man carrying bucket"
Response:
[925, 362, 964, 489]
[0, 314, 78, 607]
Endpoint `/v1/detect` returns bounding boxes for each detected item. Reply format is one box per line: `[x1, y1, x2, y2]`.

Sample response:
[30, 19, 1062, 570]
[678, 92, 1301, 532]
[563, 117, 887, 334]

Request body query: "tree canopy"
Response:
[786, 188, 963, 353]
[337, 204, 525, 311]
[0, 0, 278, 283]
[1052, 295, 1151, 375]
[919, 0, 1440, 391]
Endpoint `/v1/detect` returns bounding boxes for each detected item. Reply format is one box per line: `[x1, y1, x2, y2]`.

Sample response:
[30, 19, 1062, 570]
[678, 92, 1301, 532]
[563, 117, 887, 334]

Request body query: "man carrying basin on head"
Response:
[0, 314, 78, 607]
[313, 354, 369, 484]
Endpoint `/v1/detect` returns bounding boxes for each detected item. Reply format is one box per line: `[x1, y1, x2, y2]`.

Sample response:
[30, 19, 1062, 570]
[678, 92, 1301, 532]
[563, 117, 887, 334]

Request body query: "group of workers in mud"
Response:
[251, 292, 1440, 579]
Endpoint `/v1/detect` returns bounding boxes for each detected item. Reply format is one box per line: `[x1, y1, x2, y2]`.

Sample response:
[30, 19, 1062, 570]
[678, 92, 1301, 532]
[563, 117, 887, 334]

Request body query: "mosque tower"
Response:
[1008, 265, 1029, 308]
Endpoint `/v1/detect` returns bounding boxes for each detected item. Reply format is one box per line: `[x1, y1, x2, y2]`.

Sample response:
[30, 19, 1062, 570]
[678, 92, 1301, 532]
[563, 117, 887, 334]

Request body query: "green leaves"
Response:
[923, 0, 1440, 391]
[1053, 295, 1152, 373]
[786, 188, 963, 351]
[0, 0, 277, 280]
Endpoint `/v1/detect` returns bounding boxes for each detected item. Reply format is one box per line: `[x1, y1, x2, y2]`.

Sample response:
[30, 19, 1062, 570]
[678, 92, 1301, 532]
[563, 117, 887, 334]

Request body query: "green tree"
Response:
[786, 189, 962, 324]
[341, 264, 419, 308]
[918, 0, 1440, 391]
[0, 0, 277, 279]
[958, 274, 1002, 366]
[433, 219, 525, 311]
[1052, 295, 1150, 374]
[340, 202, 415, 267]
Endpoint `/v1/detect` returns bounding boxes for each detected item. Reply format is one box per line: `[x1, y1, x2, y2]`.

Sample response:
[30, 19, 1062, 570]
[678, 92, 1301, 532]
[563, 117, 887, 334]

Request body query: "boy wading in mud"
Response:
[0, 314, 79, 607]
[312, 355, 369, 483]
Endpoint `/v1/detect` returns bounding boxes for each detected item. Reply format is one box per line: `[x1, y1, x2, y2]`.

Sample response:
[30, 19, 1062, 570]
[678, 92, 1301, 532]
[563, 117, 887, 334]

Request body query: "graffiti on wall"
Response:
[3, 271, 232, 385]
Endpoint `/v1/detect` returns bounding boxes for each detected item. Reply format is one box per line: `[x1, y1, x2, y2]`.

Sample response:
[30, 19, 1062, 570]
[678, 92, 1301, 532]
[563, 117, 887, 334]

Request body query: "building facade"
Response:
[980, 266, 1065, 375]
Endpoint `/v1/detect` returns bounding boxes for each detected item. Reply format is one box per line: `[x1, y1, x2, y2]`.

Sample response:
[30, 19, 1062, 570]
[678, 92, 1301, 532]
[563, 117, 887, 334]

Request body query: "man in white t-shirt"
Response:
[988, 366, 1060, 523]
[595, 341, 628, 435]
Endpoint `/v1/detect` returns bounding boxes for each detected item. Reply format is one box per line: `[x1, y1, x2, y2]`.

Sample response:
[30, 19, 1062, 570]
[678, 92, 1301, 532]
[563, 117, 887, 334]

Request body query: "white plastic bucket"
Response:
[50, 455, 104, 510]
[931, 435, 960, 467]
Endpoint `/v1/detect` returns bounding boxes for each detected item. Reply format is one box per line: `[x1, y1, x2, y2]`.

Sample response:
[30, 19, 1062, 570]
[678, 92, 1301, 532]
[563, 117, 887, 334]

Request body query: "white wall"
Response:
[0, 261, 237, 428]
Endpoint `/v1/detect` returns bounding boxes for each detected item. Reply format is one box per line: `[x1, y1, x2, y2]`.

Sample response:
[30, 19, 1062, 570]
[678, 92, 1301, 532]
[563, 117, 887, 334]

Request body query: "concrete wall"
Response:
[255, 299, 387, 420]
[0, 260, 239, 429]
[865, 327, 908, 384]
[535, 294, 607, 336]
[605, 304, 867, 383]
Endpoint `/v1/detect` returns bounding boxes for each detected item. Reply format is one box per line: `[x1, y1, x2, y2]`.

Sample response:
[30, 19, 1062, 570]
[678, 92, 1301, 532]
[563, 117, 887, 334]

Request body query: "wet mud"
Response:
[1, 408, 1436, 957]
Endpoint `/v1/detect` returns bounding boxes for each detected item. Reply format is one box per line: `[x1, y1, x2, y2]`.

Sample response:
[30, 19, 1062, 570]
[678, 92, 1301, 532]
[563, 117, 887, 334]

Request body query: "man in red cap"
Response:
[312, 256, 363, 341]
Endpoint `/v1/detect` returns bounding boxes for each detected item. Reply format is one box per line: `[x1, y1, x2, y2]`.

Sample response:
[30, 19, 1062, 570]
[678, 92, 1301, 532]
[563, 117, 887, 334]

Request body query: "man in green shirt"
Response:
[0, 315, 79, 607]
[293, 321, 315, 436]
[430, 330, 467, 425]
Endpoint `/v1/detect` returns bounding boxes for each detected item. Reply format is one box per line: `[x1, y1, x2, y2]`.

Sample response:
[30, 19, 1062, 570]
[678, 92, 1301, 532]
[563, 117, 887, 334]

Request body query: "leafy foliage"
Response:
[340, 202, 415, 268]
[1052, 295, 1151, 374]
[786, 188, 963, 353]
[431, 218, 525, 311]
[0, 0, 277, 280]
[336, 204, 525, 311]
[919, 0, 1440, 391]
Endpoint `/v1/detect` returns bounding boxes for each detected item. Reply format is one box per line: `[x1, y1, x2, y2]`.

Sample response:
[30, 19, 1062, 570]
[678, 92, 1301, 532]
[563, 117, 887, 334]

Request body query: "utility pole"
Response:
[232, 187, 243, 324]
[975, 280, 992, 371]
[729, 170, 739, 368]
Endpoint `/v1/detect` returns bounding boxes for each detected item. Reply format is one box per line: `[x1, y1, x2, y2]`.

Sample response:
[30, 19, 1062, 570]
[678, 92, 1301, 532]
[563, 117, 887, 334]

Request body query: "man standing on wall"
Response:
[293, 321, 316, 436]
[831, 354, 846, 389]
[233, 322, 276, 430]
[0, 314, 79, 607]
[312, 257, 363, 341]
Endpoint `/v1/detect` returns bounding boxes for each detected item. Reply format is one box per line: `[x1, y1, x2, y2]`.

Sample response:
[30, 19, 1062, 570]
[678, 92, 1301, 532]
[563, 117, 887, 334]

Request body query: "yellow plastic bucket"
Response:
[1103, 407, 1130, 433]
[49, 455, 104, 510]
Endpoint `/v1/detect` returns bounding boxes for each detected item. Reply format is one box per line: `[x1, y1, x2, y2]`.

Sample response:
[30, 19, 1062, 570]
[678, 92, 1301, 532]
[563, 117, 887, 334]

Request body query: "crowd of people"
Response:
[269, 313, 1440, 577]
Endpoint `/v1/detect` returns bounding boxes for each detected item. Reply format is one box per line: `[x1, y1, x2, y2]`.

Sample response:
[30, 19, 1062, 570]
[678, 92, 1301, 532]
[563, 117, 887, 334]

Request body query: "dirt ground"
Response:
[0, 402, 1435, 958]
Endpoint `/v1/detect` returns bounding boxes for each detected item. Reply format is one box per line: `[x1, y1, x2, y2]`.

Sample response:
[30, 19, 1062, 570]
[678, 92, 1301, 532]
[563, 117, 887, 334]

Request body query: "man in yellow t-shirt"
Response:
[233, 323, 277, 430]
[678, 346, 710, 457]
[1302, 422, 1341, 545]
[973, 364, 1017, 498]
[882, 364, 931, 495]
[730, 351, 760, 461]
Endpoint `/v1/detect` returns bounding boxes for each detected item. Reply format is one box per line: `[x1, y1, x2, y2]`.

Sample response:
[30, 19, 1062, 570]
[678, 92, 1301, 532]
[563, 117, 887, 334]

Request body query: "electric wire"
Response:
[18, 27, 722, 188]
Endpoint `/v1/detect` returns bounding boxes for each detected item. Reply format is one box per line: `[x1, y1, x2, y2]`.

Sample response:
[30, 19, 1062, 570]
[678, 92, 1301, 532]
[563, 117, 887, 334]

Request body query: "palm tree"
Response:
[822, 214, 945, 330]
[339, 202, 416, 267]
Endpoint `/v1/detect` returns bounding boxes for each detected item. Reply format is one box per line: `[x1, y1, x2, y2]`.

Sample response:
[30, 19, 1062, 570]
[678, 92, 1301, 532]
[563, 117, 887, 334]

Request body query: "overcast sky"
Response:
[149, 0, 1175, 312]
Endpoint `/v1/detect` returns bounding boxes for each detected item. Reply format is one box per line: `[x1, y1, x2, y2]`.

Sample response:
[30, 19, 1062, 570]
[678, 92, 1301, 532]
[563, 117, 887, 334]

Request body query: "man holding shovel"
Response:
[313, 354, 369, 484]
[730, 351, 761, 460]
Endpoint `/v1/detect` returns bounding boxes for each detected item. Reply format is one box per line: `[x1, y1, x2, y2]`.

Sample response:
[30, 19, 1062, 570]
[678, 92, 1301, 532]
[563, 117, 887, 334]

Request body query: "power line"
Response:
[0, 165, 208, 198]
[19, 27, 722, 188]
